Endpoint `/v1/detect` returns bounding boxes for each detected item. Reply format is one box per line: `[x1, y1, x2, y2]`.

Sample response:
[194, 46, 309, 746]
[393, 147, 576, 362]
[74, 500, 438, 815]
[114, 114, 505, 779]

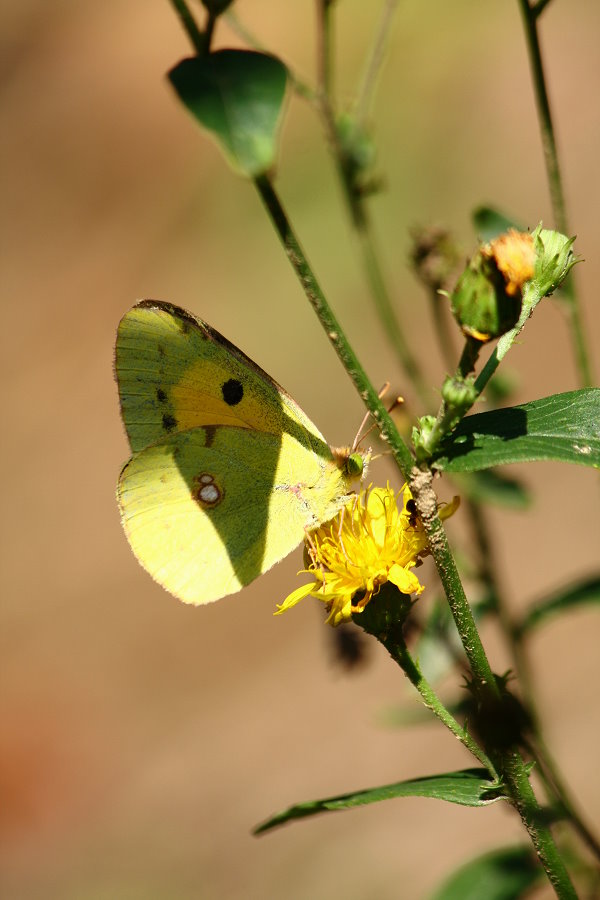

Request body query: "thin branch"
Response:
[354, 0, 401, 127]
[517, 0, 593, 385]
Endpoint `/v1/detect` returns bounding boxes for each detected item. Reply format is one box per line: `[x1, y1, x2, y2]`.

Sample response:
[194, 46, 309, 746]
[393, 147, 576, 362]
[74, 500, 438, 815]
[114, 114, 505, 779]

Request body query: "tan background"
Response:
[2, 1, 599, 898]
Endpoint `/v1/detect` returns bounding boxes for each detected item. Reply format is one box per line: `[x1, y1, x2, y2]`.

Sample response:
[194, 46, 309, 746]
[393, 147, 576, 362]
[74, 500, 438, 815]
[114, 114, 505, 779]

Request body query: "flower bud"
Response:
[450, 230, 535, 342]
[441, 375, 478, 416]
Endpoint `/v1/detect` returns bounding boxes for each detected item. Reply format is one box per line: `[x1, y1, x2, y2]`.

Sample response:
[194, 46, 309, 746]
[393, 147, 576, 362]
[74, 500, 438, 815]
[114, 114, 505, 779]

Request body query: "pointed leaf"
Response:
[472, 205, 526, 241]
[434, 389, 600, 472]
[430, 845, 542, 900]
[518, 575, 600, 635]
[168, 50, 288, 176]
[254, 769, 504, 834]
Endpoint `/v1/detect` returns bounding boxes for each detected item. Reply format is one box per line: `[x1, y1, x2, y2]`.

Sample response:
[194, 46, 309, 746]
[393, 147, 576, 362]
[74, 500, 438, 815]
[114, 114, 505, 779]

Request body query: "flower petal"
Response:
[388, 564, 423, 595]
[274, 581, 318, 616]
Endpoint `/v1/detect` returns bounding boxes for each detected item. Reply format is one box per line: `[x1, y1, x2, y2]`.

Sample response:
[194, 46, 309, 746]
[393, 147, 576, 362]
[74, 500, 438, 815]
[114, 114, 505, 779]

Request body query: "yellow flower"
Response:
[275, 485, 459, 627]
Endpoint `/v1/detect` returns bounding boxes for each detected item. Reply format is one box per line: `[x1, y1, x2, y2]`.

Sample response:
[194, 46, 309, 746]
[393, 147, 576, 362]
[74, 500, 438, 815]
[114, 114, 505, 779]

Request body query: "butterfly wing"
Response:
[116, 301, 366, 604]
[117, 425, 353, 604]
[115, 300, 328, 456]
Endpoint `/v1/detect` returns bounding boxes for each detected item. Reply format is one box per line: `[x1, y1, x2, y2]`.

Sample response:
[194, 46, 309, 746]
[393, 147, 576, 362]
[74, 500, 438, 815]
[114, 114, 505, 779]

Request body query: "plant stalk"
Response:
[254, 174, 415, 478]
[517, 0, 592, 386]
[500, 751, 577, 898]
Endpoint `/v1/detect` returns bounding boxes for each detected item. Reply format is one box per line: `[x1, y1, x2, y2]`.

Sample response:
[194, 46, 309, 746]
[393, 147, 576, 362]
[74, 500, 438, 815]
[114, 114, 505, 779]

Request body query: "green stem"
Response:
[409, 467, 500, 700]
[430, 289, 457, 372]
[254, 175, 575, 899]
[500, 752, 577, 898]
[354, 0, 401, 128]
[316, 0, 334, 102]
[168, 0, 205, 54]
[203, 10, 217, 54]
[467, 498, 600, 863]
[254, 175, 496, 703]
[313, 0, 432, 410]
[378, 624, 495, 771]
[512, 629, 600, 862]
[457, 335, 483, 378]
[517, 0, 592, 386]
[355, 220, 434, 409]
[253, 174, 414, 478]
[418, 336, 482, 458]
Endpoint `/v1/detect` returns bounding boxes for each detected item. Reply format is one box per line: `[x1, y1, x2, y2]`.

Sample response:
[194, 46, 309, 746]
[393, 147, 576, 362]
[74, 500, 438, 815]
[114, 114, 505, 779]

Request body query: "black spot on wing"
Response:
[156, 388, 167, 402]
[222, 378, 244, 406]
[162, 413, 177, 433]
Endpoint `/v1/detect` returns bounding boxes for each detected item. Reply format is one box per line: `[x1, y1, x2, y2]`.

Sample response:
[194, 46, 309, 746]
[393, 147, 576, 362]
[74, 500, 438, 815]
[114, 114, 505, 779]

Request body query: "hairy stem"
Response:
[254, 174, 414, 478]
[500, 752, 577, 898]
[378, 625, 495, 772]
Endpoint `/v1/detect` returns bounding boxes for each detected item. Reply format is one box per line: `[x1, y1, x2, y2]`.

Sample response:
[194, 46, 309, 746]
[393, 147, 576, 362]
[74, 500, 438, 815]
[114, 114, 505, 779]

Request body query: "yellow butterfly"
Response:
[116, 301, 368, 605]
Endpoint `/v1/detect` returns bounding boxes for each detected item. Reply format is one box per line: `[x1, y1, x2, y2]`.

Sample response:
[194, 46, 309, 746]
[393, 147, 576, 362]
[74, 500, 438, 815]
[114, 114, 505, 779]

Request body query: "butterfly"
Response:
[116, 301, 369, 605]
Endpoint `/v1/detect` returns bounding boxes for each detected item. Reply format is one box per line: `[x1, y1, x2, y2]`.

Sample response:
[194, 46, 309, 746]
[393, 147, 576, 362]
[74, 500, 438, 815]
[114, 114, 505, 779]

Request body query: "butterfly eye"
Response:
[346, 452, 364, 478]
[221, 378, 244, 406]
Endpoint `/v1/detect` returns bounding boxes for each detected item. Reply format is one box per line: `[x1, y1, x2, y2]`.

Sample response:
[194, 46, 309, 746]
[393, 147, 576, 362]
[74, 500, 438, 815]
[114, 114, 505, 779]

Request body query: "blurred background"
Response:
[2, 1, 599, 897]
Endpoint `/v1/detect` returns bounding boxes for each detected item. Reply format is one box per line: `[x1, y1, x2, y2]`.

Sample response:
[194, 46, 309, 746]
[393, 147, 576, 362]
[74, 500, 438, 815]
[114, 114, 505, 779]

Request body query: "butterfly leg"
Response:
[304, 526, 329, 591]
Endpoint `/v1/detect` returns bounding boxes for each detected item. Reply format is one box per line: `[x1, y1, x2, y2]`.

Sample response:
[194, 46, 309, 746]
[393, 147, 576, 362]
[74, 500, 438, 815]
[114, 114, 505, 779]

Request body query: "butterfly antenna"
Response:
[351, 382, 392, 451]
[354, 392, 406, 448]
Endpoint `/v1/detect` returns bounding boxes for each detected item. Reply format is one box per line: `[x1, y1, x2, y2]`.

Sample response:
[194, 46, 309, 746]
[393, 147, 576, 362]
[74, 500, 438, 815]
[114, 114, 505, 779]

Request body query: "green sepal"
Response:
[412, 415, 437, 463]
[450, 250, 521, 341]
[529, 225, 578, 299]
[168, 50, 289, 177]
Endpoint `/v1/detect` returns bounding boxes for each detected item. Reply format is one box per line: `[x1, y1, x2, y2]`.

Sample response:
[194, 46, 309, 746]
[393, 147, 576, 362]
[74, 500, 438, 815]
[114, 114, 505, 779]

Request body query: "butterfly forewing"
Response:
[116, 301, 328, 456]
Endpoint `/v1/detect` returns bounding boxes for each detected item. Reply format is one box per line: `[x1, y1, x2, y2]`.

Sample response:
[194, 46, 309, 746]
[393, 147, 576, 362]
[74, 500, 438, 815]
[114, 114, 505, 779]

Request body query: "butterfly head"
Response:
[331, 446, 370, 484]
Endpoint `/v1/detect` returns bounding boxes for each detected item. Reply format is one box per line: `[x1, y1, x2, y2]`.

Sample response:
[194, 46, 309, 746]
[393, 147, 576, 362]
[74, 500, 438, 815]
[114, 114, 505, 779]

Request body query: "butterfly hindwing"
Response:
[117, 425, 352, 605]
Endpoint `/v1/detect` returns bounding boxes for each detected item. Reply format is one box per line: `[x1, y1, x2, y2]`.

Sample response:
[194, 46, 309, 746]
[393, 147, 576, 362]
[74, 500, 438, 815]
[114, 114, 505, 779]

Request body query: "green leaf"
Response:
[451, 470, 531, 509]
[254, 769, 504, 835]
[518, 574, 600, 635]
[430, 845, 542, 900]
[168, 50, 288, 177]
[472, 205, 526, 241]
[434, 389, 600, 473]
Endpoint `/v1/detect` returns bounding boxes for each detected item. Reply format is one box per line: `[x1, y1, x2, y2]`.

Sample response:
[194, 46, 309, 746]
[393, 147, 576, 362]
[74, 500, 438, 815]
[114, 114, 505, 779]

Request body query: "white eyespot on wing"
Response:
[192, 472, 223, 508]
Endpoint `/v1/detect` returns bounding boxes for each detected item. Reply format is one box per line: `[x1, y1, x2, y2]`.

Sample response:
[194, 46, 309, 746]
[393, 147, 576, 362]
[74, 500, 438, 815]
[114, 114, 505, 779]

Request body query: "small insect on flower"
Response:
[275, 485, 459, 627]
